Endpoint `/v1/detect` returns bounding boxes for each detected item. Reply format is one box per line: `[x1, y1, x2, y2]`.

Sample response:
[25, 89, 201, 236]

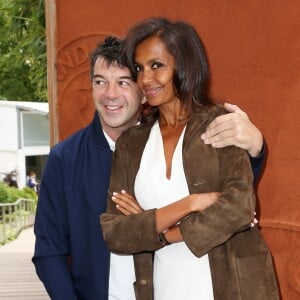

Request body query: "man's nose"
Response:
[105, 84, 119, 99]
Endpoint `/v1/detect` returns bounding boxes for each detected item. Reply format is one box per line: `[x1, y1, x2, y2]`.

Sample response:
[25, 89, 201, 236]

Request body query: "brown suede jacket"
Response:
[100, 104, 279, 300]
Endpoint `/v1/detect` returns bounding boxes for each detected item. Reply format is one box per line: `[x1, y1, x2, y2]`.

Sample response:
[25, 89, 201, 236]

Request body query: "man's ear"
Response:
[141, 96, 147, 104]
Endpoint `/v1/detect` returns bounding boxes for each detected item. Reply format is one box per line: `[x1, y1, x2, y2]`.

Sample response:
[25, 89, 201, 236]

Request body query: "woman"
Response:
[101, 18, 279, 300]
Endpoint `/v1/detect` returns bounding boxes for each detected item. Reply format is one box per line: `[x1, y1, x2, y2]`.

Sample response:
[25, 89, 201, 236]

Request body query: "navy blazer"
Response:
[33, 112, 112, 300]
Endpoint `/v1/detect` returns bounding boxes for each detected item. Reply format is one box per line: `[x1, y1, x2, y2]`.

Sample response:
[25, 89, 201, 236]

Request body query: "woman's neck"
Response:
[158, 104, 190, 128]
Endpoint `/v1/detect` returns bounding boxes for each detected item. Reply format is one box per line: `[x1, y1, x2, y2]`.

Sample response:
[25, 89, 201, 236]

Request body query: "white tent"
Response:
[0, 101, 50, 188]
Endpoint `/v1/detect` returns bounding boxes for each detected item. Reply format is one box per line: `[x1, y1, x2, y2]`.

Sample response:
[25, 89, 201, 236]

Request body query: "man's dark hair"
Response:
[90, 36, 126, 80]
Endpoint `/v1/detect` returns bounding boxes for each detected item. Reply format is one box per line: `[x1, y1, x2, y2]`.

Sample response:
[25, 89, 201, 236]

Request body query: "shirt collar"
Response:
[102, 121, 141, 152]
[102, 130, 115, 152]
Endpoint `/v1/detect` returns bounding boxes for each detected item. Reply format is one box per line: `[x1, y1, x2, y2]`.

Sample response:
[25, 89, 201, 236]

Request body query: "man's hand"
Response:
[251, 212, 259, 227]
[111, 190, 143, 215]
[201, 103, 263, 157]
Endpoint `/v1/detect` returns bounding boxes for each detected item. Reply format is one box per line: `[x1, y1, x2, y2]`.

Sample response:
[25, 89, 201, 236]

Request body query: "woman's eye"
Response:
[152, 62, 163, 69]
[135, 65, 142, 72]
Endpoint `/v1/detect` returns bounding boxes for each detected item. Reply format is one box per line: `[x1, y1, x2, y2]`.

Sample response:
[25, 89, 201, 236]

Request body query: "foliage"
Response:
[0, 0, 47, 101]
[0, 183, 9, 203]
[0, 182, 37, 203]
[8, 187, 36, 202]
[20, 186, 37, 200]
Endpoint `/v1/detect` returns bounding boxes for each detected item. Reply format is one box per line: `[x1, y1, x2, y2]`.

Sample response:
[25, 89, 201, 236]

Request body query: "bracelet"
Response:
[158, 229, 170, 245]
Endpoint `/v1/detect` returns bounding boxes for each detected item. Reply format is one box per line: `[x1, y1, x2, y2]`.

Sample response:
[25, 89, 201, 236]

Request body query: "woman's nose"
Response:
[139, 69, 152, 85]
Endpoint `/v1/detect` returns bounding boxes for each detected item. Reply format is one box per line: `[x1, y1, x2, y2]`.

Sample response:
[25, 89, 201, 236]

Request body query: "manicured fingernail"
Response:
[112, 196, 116, 200]
[121, 190, 126, 194]
[113, 192, 118, 195]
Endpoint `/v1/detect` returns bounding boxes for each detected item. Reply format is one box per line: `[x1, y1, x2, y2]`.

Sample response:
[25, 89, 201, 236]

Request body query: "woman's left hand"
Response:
[111, 190, 143, 215]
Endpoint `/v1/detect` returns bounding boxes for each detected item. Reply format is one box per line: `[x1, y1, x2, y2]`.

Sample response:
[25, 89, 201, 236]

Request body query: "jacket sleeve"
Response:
[180, 144, 256, 258]
[32, 148, 77, 300]
[249, 139, 266, 184]
[100, 132, 166, 254]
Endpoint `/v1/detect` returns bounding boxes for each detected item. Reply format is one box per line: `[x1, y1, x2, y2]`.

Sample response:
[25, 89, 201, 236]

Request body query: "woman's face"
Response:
[134, 35, 179, 107]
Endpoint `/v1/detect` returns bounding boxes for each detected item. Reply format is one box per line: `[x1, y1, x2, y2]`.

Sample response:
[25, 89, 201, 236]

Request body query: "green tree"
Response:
[0, 0, 47, 101]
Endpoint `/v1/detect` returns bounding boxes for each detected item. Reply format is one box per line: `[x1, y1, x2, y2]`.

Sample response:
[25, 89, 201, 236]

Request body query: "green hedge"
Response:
[0, 183, 37, 203]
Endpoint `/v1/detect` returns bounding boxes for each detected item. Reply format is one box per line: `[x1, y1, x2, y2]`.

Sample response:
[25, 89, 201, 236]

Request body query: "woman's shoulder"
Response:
[195, 103, 227, 115]
[192, 103, 228, 124]
[116, 122, 153, 146]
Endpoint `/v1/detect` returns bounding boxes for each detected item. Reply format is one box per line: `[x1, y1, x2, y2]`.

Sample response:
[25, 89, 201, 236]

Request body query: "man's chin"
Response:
[105, 119, 127, 129]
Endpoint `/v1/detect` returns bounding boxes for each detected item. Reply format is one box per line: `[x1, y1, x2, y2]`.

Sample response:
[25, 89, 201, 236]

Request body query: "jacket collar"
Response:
[90, 111, 111, 150]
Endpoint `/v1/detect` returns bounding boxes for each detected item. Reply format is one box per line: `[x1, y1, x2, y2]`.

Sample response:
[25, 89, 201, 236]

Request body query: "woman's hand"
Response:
[111, 190, 143, 215]
[188, 192, 221, 212]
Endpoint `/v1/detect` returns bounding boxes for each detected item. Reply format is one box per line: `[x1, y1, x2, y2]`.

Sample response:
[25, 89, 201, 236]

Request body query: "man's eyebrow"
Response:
[92, 75, 133, 80]
[93, 74, 104, 79]
[119, 75, 133, 80]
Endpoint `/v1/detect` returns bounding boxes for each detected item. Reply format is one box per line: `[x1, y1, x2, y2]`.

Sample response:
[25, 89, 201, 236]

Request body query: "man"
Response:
[33, 36, 265, 299]
[26, 171, 39, 194]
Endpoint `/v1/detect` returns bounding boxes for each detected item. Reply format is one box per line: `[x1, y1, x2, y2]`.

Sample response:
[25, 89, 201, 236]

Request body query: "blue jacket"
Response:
[32, 111, 265, 300]
[33, 112, 112, 300]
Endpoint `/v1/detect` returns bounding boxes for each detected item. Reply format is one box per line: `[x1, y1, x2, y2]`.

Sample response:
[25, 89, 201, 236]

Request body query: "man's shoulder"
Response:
[52, 126, 89, 153]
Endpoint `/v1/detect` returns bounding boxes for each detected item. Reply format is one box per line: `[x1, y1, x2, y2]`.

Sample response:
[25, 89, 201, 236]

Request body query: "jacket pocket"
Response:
[236, 251, 279, 300]
[236, 253, 268, 299]
[232, 228, 279, 299]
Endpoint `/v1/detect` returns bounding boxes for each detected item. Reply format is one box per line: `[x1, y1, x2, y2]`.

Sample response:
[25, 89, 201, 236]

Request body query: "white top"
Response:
[134, 121, 214, 300]
[104, 129, 136, 300]
[108, 252, 136, 299]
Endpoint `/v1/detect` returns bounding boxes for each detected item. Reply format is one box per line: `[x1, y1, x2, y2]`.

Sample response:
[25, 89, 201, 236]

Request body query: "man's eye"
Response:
[119, 81, 129, 86]
[94, 80, 104, 86]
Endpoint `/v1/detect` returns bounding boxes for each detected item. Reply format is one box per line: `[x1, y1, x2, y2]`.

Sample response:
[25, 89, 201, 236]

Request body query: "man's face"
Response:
[92, 57, 143, 140]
